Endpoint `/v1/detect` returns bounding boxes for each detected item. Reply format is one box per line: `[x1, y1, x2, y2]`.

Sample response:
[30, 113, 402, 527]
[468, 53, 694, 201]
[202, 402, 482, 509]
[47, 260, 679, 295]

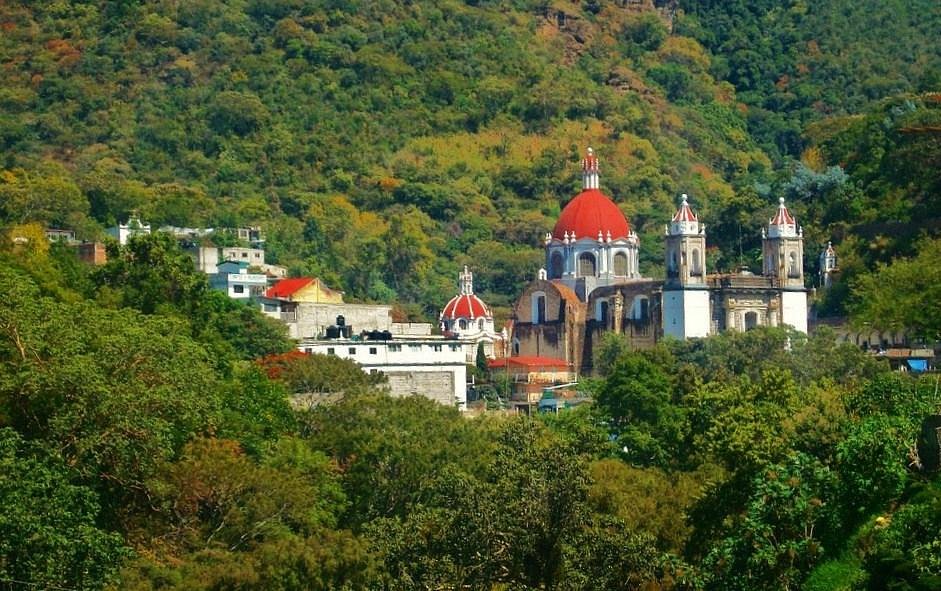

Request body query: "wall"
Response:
[292, 303, 393, 339]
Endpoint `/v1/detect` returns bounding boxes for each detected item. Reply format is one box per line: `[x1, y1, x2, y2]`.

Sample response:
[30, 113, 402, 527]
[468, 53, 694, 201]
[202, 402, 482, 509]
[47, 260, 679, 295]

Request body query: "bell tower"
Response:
[663, 194, 710, 339]
[762, 197, 807, 332]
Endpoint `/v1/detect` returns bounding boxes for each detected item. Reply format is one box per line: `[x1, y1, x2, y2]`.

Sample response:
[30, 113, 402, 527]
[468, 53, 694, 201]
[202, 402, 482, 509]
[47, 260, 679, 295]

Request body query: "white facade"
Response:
[210, 261, 267, 299]
[221, 247, 265, 266]
[663, 289, 711, 339]
[780, 290, 809, 333]
[107, 217, 151, 245]
[298, 338, 468, 410]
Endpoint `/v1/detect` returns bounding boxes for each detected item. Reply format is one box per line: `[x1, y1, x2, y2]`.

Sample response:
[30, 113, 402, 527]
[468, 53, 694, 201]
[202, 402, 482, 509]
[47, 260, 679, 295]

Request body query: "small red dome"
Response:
[552, 189, 631, 240]
[441, 294, 490, 320]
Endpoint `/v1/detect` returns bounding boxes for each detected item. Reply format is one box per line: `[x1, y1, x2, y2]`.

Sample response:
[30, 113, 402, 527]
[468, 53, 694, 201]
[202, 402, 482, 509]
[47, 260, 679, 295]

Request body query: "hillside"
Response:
[1, 0, 940, 319]
[0, 0, 770, 316]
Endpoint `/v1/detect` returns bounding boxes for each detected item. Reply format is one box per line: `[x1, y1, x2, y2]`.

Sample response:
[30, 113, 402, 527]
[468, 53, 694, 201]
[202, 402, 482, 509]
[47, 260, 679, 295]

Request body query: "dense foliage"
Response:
[2, 234, 940, 590]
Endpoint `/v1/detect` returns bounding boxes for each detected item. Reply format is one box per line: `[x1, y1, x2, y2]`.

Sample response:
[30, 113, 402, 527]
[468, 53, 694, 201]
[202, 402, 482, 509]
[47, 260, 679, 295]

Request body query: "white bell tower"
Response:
[662, 194, 710, 339]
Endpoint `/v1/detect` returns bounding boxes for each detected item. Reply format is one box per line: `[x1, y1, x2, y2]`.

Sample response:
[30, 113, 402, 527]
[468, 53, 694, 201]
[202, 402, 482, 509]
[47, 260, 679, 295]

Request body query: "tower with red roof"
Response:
[762, 197, 808, 332]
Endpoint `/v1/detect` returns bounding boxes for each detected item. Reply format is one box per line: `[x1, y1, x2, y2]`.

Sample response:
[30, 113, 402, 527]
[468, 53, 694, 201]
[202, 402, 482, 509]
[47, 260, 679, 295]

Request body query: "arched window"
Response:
[459, 319, 467, 330]
[532, 292, 547, 324]
[550, 252, 564, 279]
[478, 319, 484, 330]
[788, 251, 800, 278]
[744, 311, 759, 330]
[513, 339, 520, 356]
[613, 252, 628, 276]
[578, 252, 596, 277]
[691, 248, 702, 276]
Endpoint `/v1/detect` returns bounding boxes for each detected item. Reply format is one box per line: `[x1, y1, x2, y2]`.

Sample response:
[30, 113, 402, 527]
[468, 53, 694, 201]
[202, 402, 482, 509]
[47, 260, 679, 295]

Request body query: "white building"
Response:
[107, 216, 151, 245]
[221, 246, 265, 266]
[298, 336, 469, 410]
[209, 260, 268, 299]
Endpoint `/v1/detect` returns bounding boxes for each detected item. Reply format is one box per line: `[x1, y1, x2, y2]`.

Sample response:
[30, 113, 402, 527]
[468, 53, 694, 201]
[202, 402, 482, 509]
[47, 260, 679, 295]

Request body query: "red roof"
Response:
[441, 293, 490, 320]
[552, 189, 631, 240]
[672, 195, 698, 222]
[488, 356, 570, 370]
[265, 277, 313, 299]
[770, 197, 796, 225]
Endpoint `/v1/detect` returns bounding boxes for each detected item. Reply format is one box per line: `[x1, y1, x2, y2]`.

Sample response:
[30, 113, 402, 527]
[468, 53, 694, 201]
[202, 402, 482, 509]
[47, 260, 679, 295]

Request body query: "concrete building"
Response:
[210, 260, 268, 299]
[221, 246, 265, 266]
[510, 147, 810, 376]
[106, 216, 151, 245]
[298, 336, 468, 409]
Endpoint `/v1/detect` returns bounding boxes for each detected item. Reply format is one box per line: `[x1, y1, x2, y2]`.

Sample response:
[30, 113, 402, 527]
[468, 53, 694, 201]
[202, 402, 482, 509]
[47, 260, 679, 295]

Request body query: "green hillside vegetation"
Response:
[676, 0, 941, 161]
[2, 237, 940, 590]
[0, 0, 777, 317]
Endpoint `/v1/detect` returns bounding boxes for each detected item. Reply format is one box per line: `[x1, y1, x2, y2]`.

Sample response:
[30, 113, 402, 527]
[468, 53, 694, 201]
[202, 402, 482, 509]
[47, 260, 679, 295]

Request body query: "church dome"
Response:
[552, 188, 631, 240]
[441, 293, 490, 320]
[440, 266, 491, 321]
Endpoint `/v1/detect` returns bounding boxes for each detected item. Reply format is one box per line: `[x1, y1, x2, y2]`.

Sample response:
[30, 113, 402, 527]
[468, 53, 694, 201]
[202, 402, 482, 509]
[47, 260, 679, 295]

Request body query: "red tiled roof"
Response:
[488, 356, 570, 370]
[265, 277, 313, 298]
[770, 197, 796, 226]
[672, 194, 698, 222]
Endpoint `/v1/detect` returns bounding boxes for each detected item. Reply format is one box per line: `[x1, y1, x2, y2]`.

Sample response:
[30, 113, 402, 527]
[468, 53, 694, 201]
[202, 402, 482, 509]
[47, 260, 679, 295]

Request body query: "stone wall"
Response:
[292, 303, 393, 339]
[385, 370, 455, 407]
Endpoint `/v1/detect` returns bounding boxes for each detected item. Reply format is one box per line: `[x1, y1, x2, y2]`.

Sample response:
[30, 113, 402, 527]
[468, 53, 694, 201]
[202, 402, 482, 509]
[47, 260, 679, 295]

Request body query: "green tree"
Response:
[0, 428, 126, 590]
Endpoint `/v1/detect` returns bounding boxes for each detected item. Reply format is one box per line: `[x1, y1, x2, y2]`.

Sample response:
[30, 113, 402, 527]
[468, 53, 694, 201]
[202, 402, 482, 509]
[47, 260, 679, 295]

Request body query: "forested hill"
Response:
[1, 0, 940, 318]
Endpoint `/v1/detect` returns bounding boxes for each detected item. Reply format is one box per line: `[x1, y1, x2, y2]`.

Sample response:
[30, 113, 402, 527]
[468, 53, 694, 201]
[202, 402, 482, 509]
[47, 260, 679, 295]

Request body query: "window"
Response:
[233, 285, 244, 294]
[389, 344, 402, 352]
[327, 347, 335, 355]
[744, 311, 759, 331]
[513, 339, 520, 355]
[691, 248, 702, 276]
[409, 344, 421, 351]
[613, 252, 628, 276]
[369, 347, 378, 355]
[533, 294, 546, 324]
[263, 303, 278, 312]
[241, 252, 247, 258]
[550, 252, 564, 278]
[459, 319, 467, 330]
[478, 319, 484, 330]
[254, 252, 261, 258]
[449, 344, 460, 351]
[348, 347, 356, 354]
[578, 252, 596, 277]
[432, 344, 443, 352]
[304, 348, 312, 354]
[788, 251, 800, 278]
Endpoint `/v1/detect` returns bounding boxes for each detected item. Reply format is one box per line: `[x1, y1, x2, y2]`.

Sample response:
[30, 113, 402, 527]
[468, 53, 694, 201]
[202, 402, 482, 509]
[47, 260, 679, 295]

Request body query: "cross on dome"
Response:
[582, 146, 600, 189]
[459, 265, 474, 295]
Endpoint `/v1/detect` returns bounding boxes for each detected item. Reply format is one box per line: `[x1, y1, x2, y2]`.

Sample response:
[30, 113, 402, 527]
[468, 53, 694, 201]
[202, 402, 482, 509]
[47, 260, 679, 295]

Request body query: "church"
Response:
[509, 148, 809, 375]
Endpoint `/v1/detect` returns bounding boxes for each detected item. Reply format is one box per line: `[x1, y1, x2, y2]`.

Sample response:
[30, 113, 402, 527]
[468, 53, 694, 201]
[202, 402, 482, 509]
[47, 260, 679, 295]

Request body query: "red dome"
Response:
[552, 189, 631, 240]
[441, 294, 490, 320]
